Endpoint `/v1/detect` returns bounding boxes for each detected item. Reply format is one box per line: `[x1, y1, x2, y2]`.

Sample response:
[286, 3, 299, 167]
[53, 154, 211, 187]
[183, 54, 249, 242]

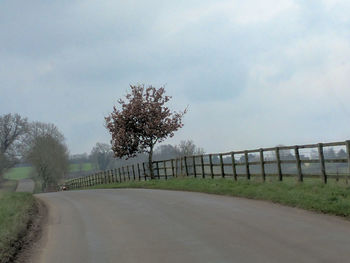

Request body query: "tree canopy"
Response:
[105, 84, 186, 178]
[0, 113, 28, 176]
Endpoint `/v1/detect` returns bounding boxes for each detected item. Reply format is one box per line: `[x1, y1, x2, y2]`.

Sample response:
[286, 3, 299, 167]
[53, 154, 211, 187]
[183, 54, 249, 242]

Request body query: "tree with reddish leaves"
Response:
[105, 85, 186, 179]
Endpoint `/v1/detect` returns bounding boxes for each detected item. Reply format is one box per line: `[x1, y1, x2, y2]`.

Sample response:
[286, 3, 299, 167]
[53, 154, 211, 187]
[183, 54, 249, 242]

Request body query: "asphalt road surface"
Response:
[16, 179, 34, 193]
[30, 189, 350, 263]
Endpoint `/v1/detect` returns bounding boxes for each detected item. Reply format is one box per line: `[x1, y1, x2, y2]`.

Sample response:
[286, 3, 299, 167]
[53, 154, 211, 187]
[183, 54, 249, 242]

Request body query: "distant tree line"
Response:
[68, 139, 204, 178]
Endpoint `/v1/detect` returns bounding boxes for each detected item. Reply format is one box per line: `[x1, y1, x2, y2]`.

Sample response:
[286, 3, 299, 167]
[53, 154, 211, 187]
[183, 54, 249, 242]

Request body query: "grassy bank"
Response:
[84, 178, 350, 218]
[0, 193, 36, 263]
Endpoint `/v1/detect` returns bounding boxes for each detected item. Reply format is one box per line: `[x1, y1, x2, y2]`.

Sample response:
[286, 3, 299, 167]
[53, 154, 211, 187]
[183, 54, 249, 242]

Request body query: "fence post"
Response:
[132, 165, 136, 181]
[120, 167, 125, 181]
[192, 157, 197, 178]
[126, 166, 130, 181]
[345, 140, 350, 184]
[317, 143, 327, 184]
[219, 154, 225, 178]
[209, 154, 214, 179]
[110, 170, 113, 183]
[295, 146, 303, 182]
[180, 157, 183, 176]
[117, 168, 121, 182]
[112, 169, 116, 183]
[155, 161, 160, 179]
[164, 161, 167, 180]
[244, 151, 250, 180]
[113, 169, 117, 183]
[184, 157, 189, 176]
[142, 162, 146, 181]
[137, 163, 141, 181]
[171, 159, 175, 177]
[200, 155, 205, 178]
[259, 149, 266, 182]
[231, 152, 237, 181]
[174, 158, 177, 177]
[275, 147, 283, 181]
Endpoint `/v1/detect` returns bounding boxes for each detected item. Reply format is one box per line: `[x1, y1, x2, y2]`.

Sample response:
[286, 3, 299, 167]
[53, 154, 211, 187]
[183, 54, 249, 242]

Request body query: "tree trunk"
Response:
[148, 146, 155, 179]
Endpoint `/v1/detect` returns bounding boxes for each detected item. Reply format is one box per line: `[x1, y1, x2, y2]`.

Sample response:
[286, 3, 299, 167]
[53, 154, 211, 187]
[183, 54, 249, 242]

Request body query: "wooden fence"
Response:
[65, 140, 350, 189]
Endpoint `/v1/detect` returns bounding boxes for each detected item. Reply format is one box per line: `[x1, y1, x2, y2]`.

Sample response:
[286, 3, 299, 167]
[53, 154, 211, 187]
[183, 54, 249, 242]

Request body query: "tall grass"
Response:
[0, 193, 36, 263]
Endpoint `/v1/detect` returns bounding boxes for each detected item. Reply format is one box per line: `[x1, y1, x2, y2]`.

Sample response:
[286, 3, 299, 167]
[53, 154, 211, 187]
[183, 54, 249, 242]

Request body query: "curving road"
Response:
[16, 178, 35, 193]
[30, 189, 350, 263]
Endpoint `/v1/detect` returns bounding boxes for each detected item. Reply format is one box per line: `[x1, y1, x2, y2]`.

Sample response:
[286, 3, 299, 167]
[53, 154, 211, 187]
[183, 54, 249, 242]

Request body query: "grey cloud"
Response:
[1, 0, 350, 154]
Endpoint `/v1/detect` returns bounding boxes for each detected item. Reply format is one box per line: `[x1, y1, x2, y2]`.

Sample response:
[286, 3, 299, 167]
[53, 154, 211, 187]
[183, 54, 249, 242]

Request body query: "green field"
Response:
[3, 166, 33, 181]
[0, 192, 36, 263]
[3, 162, 93, 181]
[69, 162, 93, 172]
[82, 178, 350, 218]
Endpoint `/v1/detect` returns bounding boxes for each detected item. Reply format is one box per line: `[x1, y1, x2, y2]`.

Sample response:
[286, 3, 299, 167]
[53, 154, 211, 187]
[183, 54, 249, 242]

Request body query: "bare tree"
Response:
[90, 143, 114, 171]
[0, 113, 28, 176]
[26, 123, 69, 191]
[153, 144, 178, 161]
[175, 140, 204, 157]
[105, 85, 186, 179]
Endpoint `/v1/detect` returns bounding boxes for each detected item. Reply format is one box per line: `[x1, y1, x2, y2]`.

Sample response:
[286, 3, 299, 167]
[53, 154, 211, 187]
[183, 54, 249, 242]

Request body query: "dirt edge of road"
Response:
[13, 198, 47, 263]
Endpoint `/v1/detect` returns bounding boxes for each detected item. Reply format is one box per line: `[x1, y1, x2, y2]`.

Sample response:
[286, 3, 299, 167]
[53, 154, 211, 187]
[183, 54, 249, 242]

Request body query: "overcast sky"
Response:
[1, 0, 350, 155]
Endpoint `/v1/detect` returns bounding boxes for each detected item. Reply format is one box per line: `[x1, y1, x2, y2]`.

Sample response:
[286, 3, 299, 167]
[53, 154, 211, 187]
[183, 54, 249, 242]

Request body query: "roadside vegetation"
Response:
[0, 193, 36, 263]
[83, 178, 350, 218]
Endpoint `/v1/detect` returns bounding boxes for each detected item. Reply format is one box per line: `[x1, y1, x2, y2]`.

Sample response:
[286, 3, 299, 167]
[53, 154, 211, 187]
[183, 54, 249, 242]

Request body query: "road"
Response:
[30, 189, 350, 263]
[16, 178, 34, 193]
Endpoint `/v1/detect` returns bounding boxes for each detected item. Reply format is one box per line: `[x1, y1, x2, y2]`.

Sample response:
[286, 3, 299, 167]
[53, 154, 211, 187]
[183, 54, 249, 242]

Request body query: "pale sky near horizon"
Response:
[1, 0, 350, 155]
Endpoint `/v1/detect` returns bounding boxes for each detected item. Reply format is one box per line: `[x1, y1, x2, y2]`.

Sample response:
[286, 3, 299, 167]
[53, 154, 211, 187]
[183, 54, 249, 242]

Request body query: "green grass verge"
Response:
[0, 192, 36, 263]
[69, 163, 93, 172]
[3, 167, 33, 181]
[83, 178, 350, 218]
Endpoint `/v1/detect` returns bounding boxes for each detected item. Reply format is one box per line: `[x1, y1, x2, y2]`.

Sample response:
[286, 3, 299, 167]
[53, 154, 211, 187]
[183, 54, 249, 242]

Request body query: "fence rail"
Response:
[65, 140, 350, 189]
